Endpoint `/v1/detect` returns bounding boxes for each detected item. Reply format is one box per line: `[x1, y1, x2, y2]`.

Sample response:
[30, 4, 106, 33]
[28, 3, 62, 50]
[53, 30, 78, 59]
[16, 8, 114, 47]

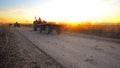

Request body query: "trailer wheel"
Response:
[45, 26, 50, 34]
[39, 27, 42, 33]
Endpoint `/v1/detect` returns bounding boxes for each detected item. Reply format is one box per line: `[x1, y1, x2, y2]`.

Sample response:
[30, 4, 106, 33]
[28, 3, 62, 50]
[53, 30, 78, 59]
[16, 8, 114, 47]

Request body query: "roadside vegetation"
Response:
[0, 24, 29, 68]
[63, 23, 120, 39]
[0, 24, 17, 68]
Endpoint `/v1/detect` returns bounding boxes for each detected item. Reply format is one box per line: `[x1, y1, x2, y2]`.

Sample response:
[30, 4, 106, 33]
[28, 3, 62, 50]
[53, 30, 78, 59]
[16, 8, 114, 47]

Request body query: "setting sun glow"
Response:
[0, 0, 120, 24]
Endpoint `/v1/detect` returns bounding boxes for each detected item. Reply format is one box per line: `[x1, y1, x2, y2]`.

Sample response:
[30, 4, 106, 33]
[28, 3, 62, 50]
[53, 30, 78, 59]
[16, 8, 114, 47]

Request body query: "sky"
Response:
[0, 0, 120, 24]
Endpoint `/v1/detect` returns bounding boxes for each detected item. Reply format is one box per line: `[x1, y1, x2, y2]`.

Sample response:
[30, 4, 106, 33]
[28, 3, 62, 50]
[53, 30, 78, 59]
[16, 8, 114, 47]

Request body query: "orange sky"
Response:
[0, 0, 120, 24]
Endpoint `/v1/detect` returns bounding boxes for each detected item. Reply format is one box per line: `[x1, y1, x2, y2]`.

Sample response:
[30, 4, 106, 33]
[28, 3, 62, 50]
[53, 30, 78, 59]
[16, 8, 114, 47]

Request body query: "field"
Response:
[63, 23, 120, 39]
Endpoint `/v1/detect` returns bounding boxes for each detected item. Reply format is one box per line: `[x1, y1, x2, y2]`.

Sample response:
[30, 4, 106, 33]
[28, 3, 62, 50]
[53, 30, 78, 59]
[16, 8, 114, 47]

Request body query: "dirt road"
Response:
[15, 27, 120, 68]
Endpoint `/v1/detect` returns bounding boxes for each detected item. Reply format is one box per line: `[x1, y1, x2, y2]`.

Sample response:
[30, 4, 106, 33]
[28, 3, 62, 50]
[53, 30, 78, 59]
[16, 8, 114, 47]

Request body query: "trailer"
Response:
[37, 23, 62, 34]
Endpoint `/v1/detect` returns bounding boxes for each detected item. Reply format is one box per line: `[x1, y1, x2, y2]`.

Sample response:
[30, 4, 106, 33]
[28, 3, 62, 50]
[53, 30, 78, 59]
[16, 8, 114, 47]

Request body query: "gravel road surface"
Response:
[15, 27, 120, 68]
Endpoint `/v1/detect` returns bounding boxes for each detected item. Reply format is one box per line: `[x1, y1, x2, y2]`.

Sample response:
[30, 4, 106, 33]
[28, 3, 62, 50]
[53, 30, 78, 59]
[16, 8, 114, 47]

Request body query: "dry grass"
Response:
[64, 23, 120, 39]
[0, 25, 27, 68]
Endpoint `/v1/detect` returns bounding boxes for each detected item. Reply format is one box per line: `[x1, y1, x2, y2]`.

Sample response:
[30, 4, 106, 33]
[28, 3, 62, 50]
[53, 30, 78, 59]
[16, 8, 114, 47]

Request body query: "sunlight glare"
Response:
[34, 0, 110, 23]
